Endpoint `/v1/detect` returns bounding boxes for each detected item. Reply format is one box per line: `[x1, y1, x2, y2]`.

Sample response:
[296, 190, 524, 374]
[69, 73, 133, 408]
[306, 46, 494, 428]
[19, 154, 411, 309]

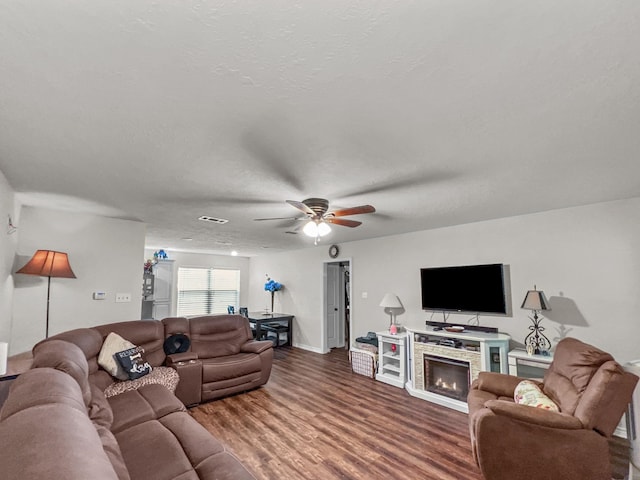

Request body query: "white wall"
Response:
[144, 249, 250, 317]
[12, 206, 145, 354]
[249, 253, 327, 352]
[0, 170, 18, 346]
[248, 198, 640, 363]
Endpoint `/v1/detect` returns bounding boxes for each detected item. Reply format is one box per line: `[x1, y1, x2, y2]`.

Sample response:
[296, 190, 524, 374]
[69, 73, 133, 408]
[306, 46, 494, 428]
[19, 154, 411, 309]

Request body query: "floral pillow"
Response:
[514, 380, 559, 412]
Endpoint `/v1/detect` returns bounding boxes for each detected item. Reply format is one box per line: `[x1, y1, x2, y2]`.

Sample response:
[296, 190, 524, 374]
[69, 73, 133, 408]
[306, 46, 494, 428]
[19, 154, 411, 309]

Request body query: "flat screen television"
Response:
[420, 263, 508, 315]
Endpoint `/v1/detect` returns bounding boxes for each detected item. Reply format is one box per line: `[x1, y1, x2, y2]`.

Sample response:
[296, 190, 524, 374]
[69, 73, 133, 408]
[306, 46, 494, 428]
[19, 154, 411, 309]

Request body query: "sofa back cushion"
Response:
[0, 368, 87, 421]
[542, 337, 613, 415]
[32, 340, 92, 406]
[189, 315, 252, 358]
[163, 317, 190, 338]
[542, 337, 638, 436]
[94, 321, 166, 368]
[573, 360, 638, 436]
[0, 368, 120, 480]
[39, 327, 112, 388]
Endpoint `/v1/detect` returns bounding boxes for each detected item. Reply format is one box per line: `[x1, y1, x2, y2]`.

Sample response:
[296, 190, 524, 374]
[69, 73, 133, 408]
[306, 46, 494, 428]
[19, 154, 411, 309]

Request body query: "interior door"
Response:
[326, 263, 340, 349]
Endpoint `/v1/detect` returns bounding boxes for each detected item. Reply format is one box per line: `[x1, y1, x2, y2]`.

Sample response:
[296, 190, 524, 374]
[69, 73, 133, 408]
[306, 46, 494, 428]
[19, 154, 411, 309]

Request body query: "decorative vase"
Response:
[271, 291, 275, 313]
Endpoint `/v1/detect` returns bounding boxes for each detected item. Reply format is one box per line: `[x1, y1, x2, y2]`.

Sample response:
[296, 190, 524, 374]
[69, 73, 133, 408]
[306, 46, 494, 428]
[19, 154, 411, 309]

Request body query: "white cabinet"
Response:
[152, 260, 174, 320]
[508, 348, 553, 379]
[376, 331, 406, 388]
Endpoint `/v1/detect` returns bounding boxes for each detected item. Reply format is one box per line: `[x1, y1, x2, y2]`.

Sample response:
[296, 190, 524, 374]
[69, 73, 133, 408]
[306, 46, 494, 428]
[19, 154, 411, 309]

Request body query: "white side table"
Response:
[376, 331, 406, 388]
[508, 348, 554, 379]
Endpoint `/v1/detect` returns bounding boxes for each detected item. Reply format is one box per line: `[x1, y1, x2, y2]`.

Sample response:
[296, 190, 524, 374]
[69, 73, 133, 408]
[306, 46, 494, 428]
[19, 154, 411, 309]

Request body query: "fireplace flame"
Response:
[435, 377, 460, 392]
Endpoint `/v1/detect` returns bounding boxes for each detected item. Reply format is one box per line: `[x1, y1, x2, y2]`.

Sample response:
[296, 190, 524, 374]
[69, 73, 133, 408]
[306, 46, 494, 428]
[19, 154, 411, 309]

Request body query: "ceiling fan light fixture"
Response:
[303, 220, 319, 237]
[317, 221, 331, 237]
[303, 220, 331, 238]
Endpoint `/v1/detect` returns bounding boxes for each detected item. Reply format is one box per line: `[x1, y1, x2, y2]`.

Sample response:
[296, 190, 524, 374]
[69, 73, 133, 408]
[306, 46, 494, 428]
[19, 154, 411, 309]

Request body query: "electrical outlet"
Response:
[361, 291, 368, 299]
[115, 293, 131, 303]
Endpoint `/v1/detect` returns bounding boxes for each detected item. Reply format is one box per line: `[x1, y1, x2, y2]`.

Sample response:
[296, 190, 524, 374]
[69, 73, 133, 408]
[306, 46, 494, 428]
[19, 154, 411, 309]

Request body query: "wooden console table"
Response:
[247, 312, 294, 347]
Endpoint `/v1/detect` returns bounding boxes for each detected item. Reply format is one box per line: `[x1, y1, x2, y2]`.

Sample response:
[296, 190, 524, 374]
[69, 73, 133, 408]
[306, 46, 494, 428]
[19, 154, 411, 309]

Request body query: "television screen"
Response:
[420, 263, 508, 315]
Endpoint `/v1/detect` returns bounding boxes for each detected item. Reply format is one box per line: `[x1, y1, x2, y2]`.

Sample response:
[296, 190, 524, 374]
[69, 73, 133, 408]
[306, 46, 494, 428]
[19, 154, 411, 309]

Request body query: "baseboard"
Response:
[293, 343, 325, 354]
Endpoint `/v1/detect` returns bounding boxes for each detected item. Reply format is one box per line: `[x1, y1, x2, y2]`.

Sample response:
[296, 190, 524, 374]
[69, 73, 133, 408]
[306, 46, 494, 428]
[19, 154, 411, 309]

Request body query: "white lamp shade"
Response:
[379, 293, 402, 309]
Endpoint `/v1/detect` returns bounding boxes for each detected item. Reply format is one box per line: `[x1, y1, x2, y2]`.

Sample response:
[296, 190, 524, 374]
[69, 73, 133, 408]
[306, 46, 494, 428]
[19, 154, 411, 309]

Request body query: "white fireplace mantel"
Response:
[406, 327, 511, 413]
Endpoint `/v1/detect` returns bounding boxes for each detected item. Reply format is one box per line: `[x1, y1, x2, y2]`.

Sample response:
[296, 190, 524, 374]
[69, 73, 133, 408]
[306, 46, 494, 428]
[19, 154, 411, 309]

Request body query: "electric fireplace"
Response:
[424, 355, 470, 401]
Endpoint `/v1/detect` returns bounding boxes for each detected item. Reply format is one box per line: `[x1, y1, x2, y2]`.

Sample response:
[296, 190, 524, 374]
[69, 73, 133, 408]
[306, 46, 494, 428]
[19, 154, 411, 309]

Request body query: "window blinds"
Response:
[177, 267, 240, 316]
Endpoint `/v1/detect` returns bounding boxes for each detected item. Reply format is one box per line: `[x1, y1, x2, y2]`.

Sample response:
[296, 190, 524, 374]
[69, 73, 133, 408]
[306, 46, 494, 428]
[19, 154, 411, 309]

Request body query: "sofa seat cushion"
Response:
[115, 412, 255, 480]
[104, 367, 179, 398]
[108, 383, 185, 434]
[201, 353, 262, 383]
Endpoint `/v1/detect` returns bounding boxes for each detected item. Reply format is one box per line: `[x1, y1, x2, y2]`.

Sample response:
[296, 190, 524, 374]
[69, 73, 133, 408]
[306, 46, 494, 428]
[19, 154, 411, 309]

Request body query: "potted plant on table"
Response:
[264, 275, 283, 313]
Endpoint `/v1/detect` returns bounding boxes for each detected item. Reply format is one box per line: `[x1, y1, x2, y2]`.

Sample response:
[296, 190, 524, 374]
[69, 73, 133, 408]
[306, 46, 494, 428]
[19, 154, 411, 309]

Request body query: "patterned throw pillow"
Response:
[98, 332, 136, 380]
[514, 380, 559, 412]
[115, 346, 152, 380]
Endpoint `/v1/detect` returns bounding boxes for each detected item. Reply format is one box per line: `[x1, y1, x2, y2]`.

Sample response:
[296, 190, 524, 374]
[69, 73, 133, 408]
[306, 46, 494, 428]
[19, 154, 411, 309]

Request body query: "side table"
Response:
[376, 331, 406, 388]
[508, 348, 554, 379]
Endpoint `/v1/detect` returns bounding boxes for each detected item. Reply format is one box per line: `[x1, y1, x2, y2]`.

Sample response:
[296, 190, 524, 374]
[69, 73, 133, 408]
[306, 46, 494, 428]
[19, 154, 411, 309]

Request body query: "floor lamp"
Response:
[17, 250, 76, 338]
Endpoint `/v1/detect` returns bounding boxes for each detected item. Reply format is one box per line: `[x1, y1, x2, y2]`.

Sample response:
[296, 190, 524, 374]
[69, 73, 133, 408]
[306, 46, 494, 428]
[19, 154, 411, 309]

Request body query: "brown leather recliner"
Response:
[467, 337, 638, 480]
[163, 314, 274, 405]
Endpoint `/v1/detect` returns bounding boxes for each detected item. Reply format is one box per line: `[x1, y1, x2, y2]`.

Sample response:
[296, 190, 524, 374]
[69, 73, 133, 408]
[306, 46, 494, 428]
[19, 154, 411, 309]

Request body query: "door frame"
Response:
[322, 257, 352, 354]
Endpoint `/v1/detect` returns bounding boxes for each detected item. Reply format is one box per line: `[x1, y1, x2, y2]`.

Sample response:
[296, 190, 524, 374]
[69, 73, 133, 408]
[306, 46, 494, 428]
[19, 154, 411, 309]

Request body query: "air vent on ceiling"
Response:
[198, 215, 229, 224]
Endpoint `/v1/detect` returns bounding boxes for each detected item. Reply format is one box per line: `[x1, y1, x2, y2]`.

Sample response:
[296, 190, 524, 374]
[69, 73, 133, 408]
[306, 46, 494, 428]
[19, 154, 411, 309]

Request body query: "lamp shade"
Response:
[17, 250, 76, 278]
[521, 286, 550, 311]
[379, 293, 402, 309]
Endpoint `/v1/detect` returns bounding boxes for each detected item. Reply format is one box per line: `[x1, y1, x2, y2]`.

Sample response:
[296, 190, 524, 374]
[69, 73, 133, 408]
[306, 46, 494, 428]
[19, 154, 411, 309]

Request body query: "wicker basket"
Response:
[349, 347, 377, 378]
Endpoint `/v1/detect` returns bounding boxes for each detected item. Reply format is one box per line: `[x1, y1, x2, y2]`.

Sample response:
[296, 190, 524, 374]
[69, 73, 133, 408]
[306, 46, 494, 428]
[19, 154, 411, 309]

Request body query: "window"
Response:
[177, 267, 240, 316]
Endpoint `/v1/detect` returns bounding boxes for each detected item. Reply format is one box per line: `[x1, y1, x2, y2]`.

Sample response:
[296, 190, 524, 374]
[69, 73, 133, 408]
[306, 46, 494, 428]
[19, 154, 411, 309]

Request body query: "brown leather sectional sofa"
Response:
[0, 314, 274, 480]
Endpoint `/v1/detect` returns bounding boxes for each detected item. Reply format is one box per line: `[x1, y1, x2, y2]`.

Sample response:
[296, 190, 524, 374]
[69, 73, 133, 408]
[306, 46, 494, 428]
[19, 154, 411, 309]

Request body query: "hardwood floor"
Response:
[190, 347, 632, 479]
[190, 347, 484, 480]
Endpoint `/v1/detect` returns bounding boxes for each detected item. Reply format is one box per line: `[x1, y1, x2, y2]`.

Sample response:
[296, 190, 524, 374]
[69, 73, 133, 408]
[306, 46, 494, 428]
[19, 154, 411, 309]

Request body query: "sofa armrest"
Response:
[166, 352, 199, 367]
[484, 399, 583, 430]
[474, 372, 535, 397]
[240, 340, 273, 354]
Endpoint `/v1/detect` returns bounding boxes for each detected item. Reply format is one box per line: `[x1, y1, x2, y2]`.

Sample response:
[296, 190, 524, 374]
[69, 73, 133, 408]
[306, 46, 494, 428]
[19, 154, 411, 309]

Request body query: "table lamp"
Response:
[521, 285, 551, 354]
[379, 293, 402, 329]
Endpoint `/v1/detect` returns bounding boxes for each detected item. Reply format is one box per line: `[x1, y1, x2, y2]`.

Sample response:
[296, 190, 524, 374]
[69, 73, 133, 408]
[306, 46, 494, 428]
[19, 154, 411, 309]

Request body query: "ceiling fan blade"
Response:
[329, 205, 376, 217]
[325, 218, 362, 228]
[286, 200, 315, 216]
[254, 216, 301, 221]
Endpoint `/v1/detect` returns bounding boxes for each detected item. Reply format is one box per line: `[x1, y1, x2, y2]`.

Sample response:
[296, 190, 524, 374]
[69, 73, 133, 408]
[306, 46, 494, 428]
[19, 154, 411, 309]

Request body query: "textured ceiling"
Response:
[1, 1, 639, 256]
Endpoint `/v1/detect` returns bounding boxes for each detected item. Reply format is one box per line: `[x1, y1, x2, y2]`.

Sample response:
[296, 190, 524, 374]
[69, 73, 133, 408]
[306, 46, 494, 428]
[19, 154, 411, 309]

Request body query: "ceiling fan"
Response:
[255, 198, 376, 243]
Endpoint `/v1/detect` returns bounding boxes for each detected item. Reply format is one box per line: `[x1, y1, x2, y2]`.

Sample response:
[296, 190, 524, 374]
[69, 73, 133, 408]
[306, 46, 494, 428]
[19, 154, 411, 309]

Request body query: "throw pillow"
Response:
[514, 380, 560, 412]
[163, 333, 191, 355]
[115, 346, 152, 380]
[98, 332, 135, 380]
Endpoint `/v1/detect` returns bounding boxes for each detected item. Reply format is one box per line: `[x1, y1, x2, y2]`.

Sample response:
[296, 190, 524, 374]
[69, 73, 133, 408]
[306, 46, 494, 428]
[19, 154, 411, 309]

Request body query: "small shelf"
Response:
[376, 331, 407, 388]
[383, 364, 401, 374]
